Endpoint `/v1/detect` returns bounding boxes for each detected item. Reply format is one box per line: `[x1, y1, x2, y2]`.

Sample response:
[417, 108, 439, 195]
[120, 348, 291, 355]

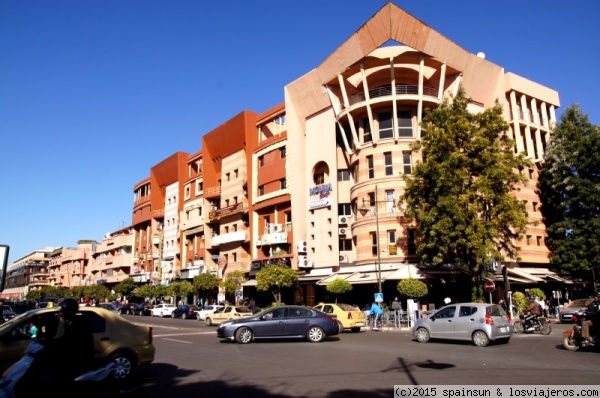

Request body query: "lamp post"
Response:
[360, 185, 382, 295]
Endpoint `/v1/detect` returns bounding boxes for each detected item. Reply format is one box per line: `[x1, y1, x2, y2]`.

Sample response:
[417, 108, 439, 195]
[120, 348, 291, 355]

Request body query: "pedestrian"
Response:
[249, 299, 256, 314]
[392, 297, 402, 327]
[370, 302, 384, 331]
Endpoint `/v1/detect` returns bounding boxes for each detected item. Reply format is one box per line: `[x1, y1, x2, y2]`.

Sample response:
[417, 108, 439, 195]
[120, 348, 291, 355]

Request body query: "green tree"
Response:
[537, 104, 600, 276]
[402, 88, 531, 301]
[256, 264, 298, 305]
[527, 287, 546, 301]
[397, 278, 428, 299]
[152, 284, 169, 303]
[512, 291, 528, 311]
[25, 290, 42, 302]
[168, 280, 195, 304]
[193, 273, 221, 303]
[222, 270, 246, 298]
[114, 278, 138, 301]
[135, 285, 153, 302]
[326, 278, 353, 303]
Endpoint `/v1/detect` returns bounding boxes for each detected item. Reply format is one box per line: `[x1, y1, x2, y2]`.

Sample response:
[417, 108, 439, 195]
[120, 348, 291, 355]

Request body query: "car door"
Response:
[283, 307, 312, 336]
[428, 306, 456, 338]
[453, 305, 479, 339]
[252, 307, 286, 337]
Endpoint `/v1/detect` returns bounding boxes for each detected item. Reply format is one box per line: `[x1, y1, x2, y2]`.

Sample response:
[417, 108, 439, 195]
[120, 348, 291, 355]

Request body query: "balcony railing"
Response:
[209, 202, 246, 221]
[349, 84, 438, 105]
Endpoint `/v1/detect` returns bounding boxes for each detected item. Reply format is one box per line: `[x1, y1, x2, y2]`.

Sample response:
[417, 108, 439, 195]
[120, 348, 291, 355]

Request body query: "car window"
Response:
[435, 306, 456, 318]
[287, 308, 312, 318]
[263, 308, 285, 319]
[224, 307, 232, 314]
[321, 305, 333, 314]
[459, 306, 478, 317]
[568, 300, 588, 308]
[235, 306, 252, 313]
[486, 305, 505, 317]
[337, 304, 355, 311]
[80, 311, 106, 333]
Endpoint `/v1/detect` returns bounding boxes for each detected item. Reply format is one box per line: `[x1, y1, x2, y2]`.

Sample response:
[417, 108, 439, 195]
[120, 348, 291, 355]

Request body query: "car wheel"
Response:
[206, 317, 212, 326]
[235, 327, 253, 344]
[197, 314, 202, 321]
[351, 327, 361, 333]
[472, 330, 490, 347]
[337, 321, 344, 334]
[111, 351, 136, 381]
[513, 321, 524, 333]
[183, 313, 189, 320]
[415, 327, 430, 343]
[139, 311, 143, 316]
[307, 326, 324, 343]
[171, 312, 176, 319]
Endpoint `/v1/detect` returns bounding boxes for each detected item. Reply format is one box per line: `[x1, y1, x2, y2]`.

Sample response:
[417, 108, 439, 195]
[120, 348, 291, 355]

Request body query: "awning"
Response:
[344, 269, 397, 285]
[316, 272, 354, 286]
[241, 279, 257, 287]
[385, 264, 428, 280]
[506, 268, 545, 282]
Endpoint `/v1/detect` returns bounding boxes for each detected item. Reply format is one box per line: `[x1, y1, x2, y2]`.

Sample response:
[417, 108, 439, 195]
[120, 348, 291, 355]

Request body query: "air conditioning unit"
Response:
[272, 224, 283, 232]
[298, 255, 312, 268]
[338, 215, 349, 225]
[255, 240, 262, 246]
[297, 240, 307, 253]
[338, 228, 347, 235]
[339, 254, 347, 262]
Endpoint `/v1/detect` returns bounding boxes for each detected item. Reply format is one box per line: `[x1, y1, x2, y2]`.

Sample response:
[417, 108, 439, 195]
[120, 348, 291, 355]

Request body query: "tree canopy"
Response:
[326, 278, 353, 303]
[114, 278, 138, 300]
[397, 278, 428, 299]
[402, 88, 531, 300]
[256, 264, 298, 305]
[537, 104, 600, 275]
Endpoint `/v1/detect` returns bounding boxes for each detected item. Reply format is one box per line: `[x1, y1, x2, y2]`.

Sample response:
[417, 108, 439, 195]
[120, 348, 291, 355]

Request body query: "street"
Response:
[117, 316, 600, 398]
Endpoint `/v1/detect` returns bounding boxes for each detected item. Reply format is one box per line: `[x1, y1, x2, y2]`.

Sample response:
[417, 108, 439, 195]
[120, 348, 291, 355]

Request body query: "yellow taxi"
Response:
[205, 304, 253, 326]
[0, 305, 155, 380]
[313, 303, 366, 333]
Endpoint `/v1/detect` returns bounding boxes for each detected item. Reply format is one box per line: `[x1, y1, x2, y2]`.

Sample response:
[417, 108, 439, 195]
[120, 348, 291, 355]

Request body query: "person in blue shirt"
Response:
[370, 302, 384, 330]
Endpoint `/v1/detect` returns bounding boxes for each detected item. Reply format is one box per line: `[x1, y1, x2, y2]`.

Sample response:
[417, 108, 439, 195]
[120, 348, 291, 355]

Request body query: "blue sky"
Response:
[1, 0, 598, 262]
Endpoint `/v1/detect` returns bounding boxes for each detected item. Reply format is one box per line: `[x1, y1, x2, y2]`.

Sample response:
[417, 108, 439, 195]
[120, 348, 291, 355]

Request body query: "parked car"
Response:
[2, 305, 17, 322]
[559, 299, 590, 323]
[119, 303, 136, 315]
[132, 303, 153, 316]
[313, 303, 366, 333]
[98, 302, 120, 315]
[205, 305, 252, 326]
[171, 305, 202, 319]
[150, 303, 177, 318]
[0, 306, 155, 380]
[196, 305, 223, 321]
[412, 303, 513, 347]
[217, 305, 339, 344]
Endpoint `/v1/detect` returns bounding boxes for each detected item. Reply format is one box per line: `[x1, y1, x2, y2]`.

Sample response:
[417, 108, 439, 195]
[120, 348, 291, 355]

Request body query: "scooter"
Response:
[513, 313, 552, 335]
[562, 310, 600, 351]
[0, 340, 116, 398]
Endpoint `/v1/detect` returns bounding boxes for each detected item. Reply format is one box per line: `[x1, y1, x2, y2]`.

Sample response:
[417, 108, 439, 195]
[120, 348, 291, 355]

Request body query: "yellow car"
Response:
[313, 303, 366, 333]
[0, 306, 155, 380]
[205, 304, 252, 326]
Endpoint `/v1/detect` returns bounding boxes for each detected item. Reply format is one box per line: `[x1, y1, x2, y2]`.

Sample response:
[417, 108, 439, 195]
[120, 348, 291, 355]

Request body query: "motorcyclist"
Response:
[524, 295, 542, 331]
[582, 291, 600, 343]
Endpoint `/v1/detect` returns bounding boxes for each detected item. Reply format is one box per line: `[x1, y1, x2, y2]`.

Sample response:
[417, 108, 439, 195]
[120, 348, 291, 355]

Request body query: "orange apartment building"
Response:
[6, 3, 572, 304]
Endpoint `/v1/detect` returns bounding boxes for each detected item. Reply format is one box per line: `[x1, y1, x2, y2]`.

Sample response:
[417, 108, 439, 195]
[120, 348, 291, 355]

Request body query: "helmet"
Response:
[58, 298, 79, 318]
[595, 291, 600, 297]
[443, 297, 451, 305]
[529, 296, 535, 300]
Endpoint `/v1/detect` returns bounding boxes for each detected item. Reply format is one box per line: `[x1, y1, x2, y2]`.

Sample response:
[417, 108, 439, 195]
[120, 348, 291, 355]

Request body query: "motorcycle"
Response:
[0, 340, 116, 398]
[513, 313, 552, 335]
[562, 309, 600, 351]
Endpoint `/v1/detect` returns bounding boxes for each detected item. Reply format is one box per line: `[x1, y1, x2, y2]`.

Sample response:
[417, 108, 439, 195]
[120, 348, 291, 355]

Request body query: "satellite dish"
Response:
[104, 233, 111, 239]
[477, 52, 486, 59]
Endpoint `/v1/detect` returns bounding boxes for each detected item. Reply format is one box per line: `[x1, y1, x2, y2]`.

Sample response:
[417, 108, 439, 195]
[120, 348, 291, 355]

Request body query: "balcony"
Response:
[210, 230, 247, 246]
[209, 202, 247, 222]
[349, 84, 438, 106]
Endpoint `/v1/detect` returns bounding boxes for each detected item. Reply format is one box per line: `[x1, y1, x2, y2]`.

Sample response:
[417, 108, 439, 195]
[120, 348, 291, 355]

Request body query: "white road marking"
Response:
[162, 338, 193, 343]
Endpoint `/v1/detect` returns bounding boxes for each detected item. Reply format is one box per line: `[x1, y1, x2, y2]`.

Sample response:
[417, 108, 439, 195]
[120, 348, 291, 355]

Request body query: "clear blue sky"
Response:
[1, 1, 598, 263]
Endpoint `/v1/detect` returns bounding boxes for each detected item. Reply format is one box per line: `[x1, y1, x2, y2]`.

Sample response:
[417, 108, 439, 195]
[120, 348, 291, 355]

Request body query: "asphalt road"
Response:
[117, 316, 600, 398]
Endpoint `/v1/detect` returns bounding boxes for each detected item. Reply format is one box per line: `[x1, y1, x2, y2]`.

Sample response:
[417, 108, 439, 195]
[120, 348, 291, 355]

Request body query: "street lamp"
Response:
[359, 185, 382, 295]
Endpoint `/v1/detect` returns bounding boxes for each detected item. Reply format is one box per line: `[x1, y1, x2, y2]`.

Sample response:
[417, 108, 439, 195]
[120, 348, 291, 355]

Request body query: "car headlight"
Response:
[220, 321, 234, 328]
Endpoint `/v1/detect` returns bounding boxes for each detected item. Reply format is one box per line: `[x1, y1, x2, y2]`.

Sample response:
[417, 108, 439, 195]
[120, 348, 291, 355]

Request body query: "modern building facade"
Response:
[7, 3, 578, 305]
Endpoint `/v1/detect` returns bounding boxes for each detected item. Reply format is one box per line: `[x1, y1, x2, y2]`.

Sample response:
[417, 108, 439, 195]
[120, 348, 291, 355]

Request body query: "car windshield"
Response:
[235, 306, 252, 313]
[486, 305, 505, 317]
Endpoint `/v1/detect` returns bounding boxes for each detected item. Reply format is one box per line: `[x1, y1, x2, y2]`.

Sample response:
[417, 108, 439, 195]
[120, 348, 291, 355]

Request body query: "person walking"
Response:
[370, 302, 384, 331]
[391, 297, 402, 327]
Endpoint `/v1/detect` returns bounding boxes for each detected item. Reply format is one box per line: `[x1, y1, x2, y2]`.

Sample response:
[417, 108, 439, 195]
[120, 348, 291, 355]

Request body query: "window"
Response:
[280, 147, 287, 158]
[184, 184, 191, 199]
[339, 238, 352, 251]
[196, 181, 203, 193]
[397, 111, 413, 137]
[338, 203, 352, 216]
[536, 236, 542, 246]
[402, 152, 412, 175]
[386, 190, 395, 215]
[258, 185, 264, 196]
[278, 178, 286, 189]
[226, 172, 230, 182]
[528, 168, 534, 179]
[371, 232, 378, 256]
[337, 169, 350, 181]
[408, 229, 416, 255]
[384, 152, 393, 176]
[378, 112, 394, 139]
[367, 156, 374, 179]
[363, 118, 372, 143]
[533, 202, 538, 212]
[258, 156, 264, 167]
[388, 230, 396, 252]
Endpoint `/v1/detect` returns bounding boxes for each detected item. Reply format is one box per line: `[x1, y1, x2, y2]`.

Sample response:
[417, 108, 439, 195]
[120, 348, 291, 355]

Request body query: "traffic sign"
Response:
[235, 291, 243, 298]
[374, 292, 384, 303]
[484, 281, 495, 293]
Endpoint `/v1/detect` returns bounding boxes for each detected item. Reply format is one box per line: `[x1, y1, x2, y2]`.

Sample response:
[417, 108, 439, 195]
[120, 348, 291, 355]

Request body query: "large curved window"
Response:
[312, 161, 329, 185]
